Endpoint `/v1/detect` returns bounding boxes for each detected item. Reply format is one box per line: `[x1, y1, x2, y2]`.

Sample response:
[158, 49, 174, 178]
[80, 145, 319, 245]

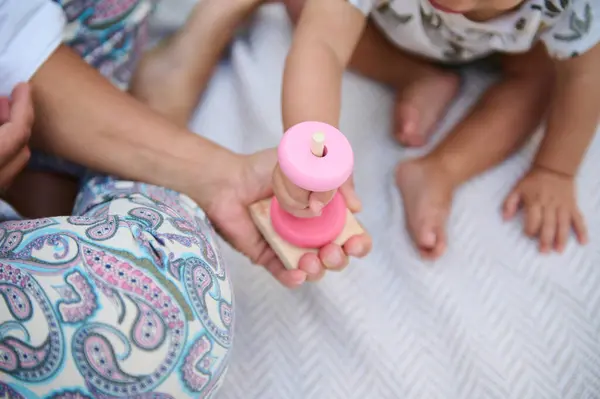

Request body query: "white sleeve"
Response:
[0, 0, 66, 96]
[347, 0, 377, 15]
[540, 0, 600, 59]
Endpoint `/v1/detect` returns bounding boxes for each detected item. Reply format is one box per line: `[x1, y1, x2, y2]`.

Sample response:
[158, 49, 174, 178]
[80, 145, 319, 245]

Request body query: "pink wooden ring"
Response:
[278, 121, 353, 192]
[271, 191, 347, 248]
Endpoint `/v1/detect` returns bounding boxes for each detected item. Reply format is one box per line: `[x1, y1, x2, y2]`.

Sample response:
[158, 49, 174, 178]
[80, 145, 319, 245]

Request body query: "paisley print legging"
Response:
[0, 175, 233, 398]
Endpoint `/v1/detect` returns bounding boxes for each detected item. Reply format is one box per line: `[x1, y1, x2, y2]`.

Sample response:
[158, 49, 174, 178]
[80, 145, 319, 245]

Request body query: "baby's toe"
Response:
[418, 229, 437, 249]
[414, 221, 446, 260]
[414, 224, 440, 259]
[394, 103, 424, 147]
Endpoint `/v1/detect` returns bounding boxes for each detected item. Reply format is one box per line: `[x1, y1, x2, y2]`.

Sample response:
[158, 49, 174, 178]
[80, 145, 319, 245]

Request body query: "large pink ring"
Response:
[271, 192, 347, 248]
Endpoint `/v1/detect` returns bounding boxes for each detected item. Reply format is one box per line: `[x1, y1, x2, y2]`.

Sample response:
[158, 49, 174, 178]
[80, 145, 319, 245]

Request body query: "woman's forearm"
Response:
[30, 45, 237, 201]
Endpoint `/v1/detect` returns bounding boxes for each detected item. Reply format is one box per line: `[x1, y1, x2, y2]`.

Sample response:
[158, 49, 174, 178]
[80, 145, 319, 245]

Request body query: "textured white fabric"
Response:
[0, 0, 65, 96]
[184, 6, 600, 398]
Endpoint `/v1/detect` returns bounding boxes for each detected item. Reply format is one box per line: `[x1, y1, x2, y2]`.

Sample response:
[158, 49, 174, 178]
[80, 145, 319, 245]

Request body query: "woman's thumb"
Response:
[339, 178, 361, 213]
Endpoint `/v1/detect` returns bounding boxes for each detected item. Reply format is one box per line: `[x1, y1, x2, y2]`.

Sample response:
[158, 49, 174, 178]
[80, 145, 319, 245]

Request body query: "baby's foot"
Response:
[394, 69, 459, 147]
[129, 38, 194, 123]
[129, 0, 272, 122]
[395, 158, 455, 259]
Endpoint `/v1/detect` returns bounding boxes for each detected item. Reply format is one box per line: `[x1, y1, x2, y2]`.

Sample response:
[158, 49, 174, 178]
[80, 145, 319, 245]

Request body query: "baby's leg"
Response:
[284, 0, 459, 147]
[130, 0, 269, 126]
[396, 44, 554, 259]
[350, 23, 460, 147]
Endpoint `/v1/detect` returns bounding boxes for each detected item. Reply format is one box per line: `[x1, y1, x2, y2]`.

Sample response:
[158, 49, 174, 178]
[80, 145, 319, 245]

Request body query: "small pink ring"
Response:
[278, 122, 354, 192]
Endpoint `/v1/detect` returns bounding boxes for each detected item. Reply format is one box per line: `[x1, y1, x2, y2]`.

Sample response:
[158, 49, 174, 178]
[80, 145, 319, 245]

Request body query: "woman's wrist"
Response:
[165, 132, 244, 209]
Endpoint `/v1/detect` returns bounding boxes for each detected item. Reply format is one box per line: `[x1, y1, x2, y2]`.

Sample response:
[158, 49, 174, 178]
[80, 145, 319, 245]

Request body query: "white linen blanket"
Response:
[155, 5, 600, 398]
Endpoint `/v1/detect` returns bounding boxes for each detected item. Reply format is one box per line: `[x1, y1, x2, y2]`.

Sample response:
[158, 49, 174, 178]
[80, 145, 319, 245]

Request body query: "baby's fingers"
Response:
[272, 165, 313, 217]
[539, 206, 556, 253]
[572, 210, 588, 245]
[503, 190, 521, 220]
[309, 190, 335, 214]
[524, 203, 542, 238]
[555, 208, 571, 252]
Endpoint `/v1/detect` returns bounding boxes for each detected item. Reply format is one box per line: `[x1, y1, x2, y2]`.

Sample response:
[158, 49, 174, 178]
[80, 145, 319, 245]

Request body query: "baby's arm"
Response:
[534, 44, 600, 176]
[504, 43, 600, 252]
[275, 0, 367, 216]
[282, 0, 366, 129]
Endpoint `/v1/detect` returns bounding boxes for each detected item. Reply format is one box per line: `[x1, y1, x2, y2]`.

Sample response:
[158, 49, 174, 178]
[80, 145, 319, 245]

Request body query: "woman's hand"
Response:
[201, 148, 372, 288]
[0, 83, 33, 188]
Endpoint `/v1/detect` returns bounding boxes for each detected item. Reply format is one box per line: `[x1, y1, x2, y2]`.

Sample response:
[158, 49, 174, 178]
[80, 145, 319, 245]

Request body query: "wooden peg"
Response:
[310, 132, 325, 157]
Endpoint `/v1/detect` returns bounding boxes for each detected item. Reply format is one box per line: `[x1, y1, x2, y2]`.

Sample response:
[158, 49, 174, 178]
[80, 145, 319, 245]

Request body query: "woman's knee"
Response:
[0, 192, 233, 397]
[81, 196, 235, 396]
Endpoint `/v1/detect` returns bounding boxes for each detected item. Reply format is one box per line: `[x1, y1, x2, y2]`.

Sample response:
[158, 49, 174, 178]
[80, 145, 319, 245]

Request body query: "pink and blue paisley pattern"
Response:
[56, 0, 153, 89]
[1, 1, 233, 396]
[0, 176, 233, 398]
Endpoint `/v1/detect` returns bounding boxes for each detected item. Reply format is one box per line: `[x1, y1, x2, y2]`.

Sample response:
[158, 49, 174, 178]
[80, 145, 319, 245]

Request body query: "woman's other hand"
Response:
[0, 83, 33, 188]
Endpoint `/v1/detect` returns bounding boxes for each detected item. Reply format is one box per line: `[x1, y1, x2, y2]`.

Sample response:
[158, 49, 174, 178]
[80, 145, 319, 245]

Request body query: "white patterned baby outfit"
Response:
[350, 0, 599, 62]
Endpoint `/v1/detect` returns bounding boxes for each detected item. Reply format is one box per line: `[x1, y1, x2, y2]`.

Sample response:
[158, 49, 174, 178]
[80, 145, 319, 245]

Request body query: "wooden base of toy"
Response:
[249, 197, 365, 270]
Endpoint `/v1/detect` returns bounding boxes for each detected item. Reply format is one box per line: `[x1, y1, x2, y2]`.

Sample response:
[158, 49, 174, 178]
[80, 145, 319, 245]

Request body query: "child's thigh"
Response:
[500, 43, 554, 78]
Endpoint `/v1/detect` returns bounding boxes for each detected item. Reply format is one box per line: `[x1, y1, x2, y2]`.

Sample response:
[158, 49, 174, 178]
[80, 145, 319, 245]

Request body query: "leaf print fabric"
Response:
[344, 0, 600, 62]
[541, 1, 599, 58]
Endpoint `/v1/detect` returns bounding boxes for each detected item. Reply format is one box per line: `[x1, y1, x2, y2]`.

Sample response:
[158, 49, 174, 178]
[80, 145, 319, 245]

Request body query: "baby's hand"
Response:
[503, 166, 588, 253]
[272, 163, 361, 218]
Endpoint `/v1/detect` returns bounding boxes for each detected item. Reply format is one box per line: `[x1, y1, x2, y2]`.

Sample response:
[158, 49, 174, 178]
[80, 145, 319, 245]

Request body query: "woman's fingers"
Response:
[0, 146, 30, 188]
[10, 83, 34, 130]
[0, 97, 10, 123]
[0, 83, 33, 169]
